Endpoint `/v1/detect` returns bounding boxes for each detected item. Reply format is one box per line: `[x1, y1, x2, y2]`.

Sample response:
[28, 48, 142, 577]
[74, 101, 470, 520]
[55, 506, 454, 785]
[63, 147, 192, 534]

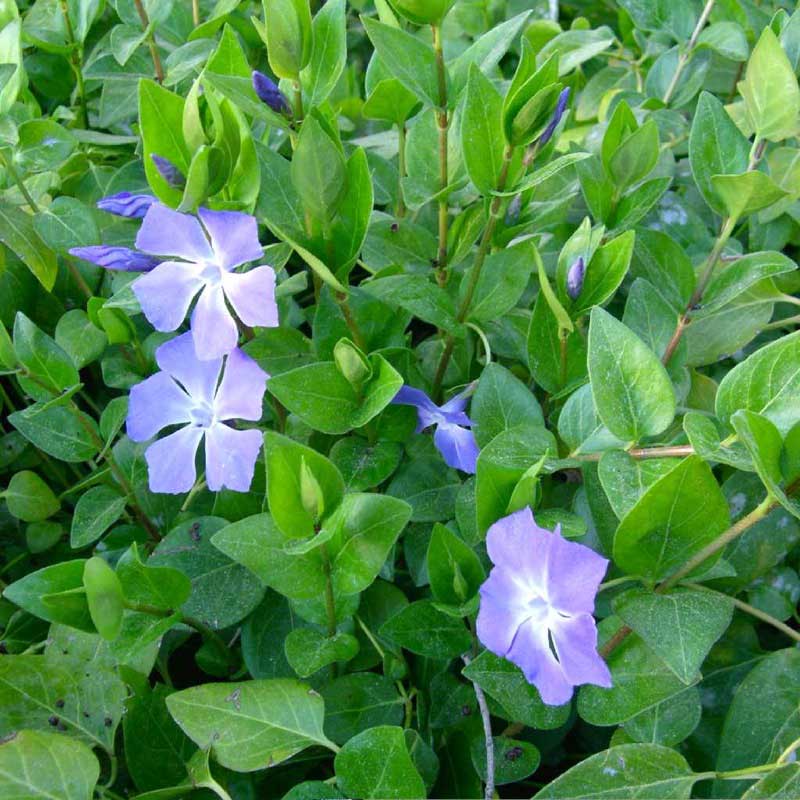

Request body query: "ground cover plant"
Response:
[2, 0, 800, 797]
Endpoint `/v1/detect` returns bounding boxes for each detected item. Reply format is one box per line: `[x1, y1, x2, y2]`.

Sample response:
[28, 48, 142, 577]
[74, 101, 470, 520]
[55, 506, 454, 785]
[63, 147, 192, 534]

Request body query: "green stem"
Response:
[431, 145, 515, 399]
[432, 24, 449, 286]
[336, 292, 367, 352]
[0, 150, 39, 212]
[463, 653, 495, 800]
[396, 122, 407, 218]
[192, 0, 200, 26]
[320, 543, 338, 640]
[293, 82, 304, 123]
[133, 0, 164, 83]
[662, 0, 715, 105]
[57, 0, 88, 127]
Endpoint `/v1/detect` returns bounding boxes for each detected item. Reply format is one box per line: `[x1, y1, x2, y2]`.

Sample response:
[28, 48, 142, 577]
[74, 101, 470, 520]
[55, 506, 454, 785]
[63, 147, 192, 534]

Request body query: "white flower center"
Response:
[190, 401, 215, 429]
[199, 262, 223, 287]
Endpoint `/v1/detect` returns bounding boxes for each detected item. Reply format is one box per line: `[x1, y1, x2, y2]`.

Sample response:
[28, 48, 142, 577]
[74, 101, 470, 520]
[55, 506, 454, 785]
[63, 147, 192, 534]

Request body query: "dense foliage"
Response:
[2, 0, 800, 798]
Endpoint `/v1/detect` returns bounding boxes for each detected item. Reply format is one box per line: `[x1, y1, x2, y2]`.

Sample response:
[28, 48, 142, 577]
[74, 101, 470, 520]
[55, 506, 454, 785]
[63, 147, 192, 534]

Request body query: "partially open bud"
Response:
[151, 154, 186, 189]
[299, 457, 325, 523]
[566, 256, 586, 300]
[252, 70, 290, 115]
[334, 338, 372, 389]
[538, 87, 570, 147]
[388, 0, 456, 25]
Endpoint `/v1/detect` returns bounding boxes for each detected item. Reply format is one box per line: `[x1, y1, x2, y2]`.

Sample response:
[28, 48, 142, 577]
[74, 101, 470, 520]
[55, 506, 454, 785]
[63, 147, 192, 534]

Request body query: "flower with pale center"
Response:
[127, 332, 268, 494]
[476, 507, 612, 705]
[131, 204, 278, 360]
[391, 384, 479, 473]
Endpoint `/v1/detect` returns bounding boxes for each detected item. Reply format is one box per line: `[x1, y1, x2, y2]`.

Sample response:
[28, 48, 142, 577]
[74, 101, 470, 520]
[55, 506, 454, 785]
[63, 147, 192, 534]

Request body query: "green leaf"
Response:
[150, 517, 264, 630]
[613, 456, 730, 580]
[70, 486, 127, 549]
[166, 678, 336, 772]
[9, 402, 100, 463]
[461, 64, 505, 195]
[689, 92, 751, 214]
[262, 0, 313, 79]
[462, 651, 571, 729]
[732, 410, 800, 520]
[362, 274, 458, 331]
[362, 18, 439, 108]
[743, 764, 800, 799]
[588, 307, 676, 442]
[13, 312, 79, 395]
[427, 523, 485, 605]
[321, 673, 404, 746]
[335, 726, 426, 800]
[475, 424, 558, 535]
[380, 600, 471, 658]
[715, 649, 800, 796]
[3, 470, 59, 522]
[697, 22, 749, 62]
[0, 729, 100, 800]
[301, 0, 347, 108]
[608, 119, 660, 193]
[711, 171, 789, 219]
[630, 229, 695, 311]
[329, 438, 403, 492]
[0, 654, 124, 752]
[579, 618, 694, 726]
[471, 736, 540, 786]
[54, 309, 106, 370]
[533, 743, 698, 799]
[116, 543, 192, 612]
[598, 451, 679, 519]
[263, 431, 345, 540]
[570, 231, 635, 317]
[613, 588, 734, 683]
[16, 119, 76, 173]
[471, 362, 544, 447]
[285, 629, 359, 678]
[738, 27, 800, 142]
[716, 331, 800, 436]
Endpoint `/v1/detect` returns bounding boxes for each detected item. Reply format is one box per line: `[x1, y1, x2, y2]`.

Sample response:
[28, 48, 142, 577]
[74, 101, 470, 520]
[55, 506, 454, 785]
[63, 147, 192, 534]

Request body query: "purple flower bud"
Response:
[538, 87, 571, 147]
[566, 256, 586, 300]
[96, 192, 157, 219]
[252, 70, 290, 115]
[69, 245, 159, 272]
[151, 155, 186, 189]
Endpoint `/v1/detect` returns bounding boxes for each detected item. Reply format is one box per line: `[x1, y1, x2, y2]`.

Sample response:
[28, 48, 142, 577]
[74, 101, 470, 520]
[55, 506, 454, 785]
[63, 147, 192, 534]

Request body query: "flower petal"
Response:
[439, 386, 474, 425]
[546, 532, 609, 616]
[392, 385, 441, 431]
[506, 616, 574, 706]
[190, 285, 239, 360]
[222, 266, 279, 328]
[204, 424, 262, 492]
[485, 508, 551, 591]
[214, 348, 268, 422]
[135, 204, 213, 261]
[551, 613, 612, 690]
[132, 260, 203, 332]
[155, 332, 222, 405]
[144, 425, 204, 494]
[476, 566, 532, 657]
[198, 208, 263, 270]
[434, 422, 479, 473]
[126, 372, 193, 442]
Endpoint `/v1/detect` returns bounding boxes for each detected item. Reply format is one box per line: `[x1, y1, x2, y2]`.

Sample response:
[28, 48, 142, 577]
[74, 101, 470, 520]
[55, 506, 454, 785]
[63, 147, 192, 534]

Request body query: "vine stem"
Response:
[57, 0, 88, 127]
[192, 0, 200, 26]
[0, 150, 39, 212]
[601, 495, 777, 658]
[396, 122, 407, 218]
[126, 601, 230, 654]
[431, 145, 515, 399]
[432, 24, 449, 287]
[463, 653, 495, 800]
[572, 444, 696, 462]
[662, 0, 716, 105]
[133, 0, 164, 83]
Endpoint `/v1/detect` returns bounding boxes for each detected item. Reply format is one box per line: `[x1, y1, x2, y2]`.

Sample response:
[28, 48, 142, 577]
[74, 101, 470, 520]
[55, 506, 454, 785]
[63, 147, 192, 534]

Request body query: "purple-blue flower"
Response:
[131, 204, 279, 360]
[96, 192, 157, 219]
[69, 245, 159, 272]
[392, 385, 479, 473]
[127, 332, 267, 495]
[252, 70, 290, 115]
[566, 256, 586, 300]
[151, 154, 186, 189]
[476, 508, 611, 706]
[539, 87, 570, 147]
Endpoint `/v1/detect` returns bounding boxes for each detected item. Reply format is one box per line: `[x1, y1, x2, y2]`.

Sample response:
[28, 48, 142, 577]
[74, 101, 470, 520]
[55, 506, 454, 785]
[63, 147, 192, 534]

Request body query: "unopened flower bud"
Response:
[151, 154, 186, 189]
[69, 245, 159, 272]
[252, 70, 290, 115]
[538, 87, 570, 147]
[299, 457, 325, 523]
[566, 256, 586, 300]
[96, 192, 157, 219]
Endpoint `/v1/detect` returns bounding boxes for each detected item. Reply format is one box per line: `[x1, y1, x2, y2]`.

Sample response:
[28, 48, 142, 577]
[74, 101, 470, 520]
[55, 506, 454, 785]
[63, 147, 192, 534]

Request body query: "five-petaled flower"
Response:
[476, 507, 612, 705]
[391, 385, 479, 474]
[131, 204, 279, 360]
[127, 332, 268, 495]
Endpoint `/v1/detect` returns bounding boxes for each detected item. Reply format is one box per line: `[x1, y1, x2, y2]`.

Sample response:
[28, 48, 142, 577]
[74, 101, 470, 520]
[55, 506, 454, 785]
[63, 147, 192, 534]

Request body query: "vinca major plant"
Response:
[1, 1, 800, 798]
